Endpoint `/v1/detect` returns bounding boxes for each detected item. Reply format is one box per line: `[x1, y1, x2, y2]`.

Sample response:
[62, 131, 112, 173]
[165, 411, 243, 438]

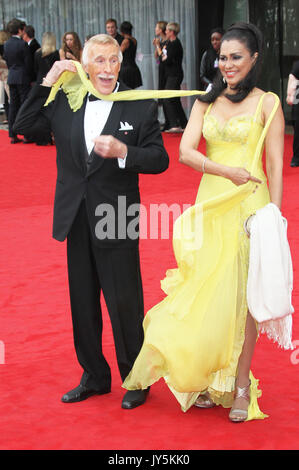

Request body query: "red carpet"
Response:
[0, 128, 298, 450]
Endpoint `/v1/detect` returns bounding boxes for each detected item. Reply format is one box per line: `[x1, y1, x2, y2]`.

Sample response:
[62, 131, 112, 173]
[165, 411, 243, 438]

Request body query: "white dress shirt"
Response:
[84, 82, 126, 168]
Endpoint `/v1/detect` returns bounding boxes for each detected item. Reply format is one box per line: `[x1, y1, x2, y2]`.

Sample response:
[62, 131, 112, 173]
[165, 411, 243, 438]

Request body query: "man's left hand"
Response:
[93, 135, 127, 159]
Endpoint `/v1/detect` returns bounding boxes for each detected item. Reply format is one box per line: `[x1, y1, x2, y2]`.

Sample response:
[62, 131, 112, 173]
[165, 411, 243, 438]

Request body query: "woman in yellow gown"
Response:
[123, 23, 285, 422]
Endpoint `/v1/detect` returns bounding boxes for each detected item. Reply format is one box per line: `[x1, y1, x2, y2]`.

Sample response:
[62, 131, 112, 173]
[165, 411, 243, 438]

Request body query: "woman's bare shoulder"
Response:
[193, 97, 210, 115]
[254, 87, 279, 107]
[258, 90, 284, 129]
[260, 90, 281, 117]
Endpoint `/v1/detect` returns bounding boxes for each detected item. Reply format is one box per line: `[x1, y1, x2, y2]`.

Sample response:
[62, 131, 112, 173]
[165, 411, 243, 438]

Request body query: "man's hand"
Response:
[42, 60, 77, 87]
[286, 73, 298, 106]
[93, 135, 127, 159]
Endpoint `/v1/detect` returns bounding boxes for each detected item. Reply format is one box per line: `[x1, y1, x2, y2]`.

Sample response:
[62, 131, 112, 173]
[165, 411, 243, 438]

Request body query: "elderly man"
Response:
[14, 34, 169, 409]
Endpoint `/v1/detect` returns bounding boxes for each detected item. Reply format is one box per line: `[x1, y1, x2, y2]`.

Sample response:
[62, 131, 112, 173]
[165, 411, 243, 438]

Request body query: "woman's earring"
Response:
[223, 76, 226, 84]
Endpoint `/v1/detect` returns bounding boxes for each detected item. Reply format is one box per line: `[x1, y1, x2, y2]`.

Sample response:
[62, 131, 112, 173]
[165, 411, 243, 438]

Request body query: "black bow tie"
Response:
[88, 94, 101, 102]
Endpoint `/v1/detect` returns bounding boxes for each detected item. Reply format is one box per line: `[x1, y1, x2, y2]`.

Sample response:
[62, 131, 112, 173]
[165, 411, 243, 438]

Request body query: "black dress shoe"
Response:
[36, 140, 53, 146]
[61, 384, 110, 403]
[121, 388, 150, 409]
[10, 137, 23, 144]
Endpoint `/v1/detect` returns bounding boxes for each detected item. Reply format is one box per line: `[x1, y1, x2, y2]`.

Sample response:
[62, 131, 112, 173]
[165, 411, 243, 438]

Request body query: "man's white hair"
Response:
[82, 33, 123, 65]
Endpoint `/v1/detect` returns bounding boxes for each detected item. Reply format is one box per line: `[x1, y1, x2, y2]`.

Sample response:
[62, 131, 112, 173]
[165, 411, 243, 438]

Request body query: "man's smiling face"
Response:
[84, 42, 121, 95]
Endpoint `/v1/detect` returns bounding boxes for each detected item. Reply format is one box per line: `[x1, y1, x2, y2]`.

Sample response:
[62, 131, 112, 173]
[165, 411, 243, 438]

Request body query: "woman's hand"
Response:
[65, 51, 76, 60]
[229, 167, 262, 186]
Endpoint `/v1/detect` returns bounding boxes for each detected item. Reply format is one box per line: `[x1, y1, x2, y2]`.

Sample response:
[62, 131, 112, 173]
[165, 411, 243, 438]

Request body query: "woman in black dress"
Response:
[153, 21, 168, 93]
[119, 21, 142, 89]
[153, 21, 168, 128]
[200, 28, 225, 90]
[34, 32, 60, 85]
[34, 32, 59, 145]
[162, 22, 187, 132]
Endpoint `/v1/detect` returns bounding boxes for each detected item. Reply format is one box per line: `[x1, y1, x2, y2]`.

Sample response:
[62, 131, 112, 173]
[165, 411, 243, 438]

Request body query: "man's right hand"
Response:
[42, 60, 77, 87]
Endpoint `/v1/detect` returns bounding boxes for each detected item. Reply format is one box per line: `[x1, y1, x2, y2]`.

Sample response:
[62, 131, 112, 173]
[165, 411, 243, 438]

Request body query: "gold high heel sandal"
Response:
[229, 380, 251, 423]
[194, 392, 216, 409]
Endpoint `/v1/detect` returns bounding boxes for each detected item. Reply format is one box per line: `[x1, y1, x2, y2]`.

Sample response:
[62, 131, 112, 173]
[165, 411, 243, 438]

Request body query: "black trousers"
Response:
[3, 89, 9, 121]
[292, 117, 299, 164]
[8, 83, 31, 138]
[66, 201, 145, 391]
[163, 75, 188, 129]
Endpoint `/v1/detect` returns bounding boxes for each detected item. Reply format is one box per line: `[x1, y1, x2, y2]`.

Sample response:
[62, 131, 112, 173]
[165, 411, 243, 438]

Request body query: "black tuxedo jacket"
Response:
[28, 38, 41, 56]
[14, 82, 169, 247]
[28, 38, 41, 81]
[3, 36, 33, 85]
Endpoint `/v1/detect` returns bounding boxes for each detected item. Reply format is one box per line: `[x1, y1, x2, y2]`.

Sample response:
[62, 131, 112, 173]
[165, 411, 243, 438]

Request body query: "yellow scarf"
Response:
[45, 60, 205, 111]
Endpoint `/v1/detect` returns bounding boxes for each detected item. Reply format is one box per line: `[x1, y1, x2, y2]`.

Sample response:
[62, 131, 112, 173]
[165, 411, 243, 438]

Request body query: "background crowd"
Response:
[1, 16, 190, 143]
[1, 15, 298, 164]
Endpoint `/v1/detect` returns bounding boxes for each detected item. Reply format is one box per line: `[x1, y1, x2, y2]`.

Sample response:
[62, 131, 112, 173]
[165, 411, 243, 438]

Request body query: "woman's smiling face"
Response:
[219, 39, 258, 89]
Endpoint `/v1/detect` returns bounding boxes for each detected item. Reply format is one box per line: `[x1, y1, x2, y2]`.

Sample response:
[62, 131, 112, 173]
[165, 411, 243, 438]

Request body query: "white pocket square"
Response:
[119, 121, 133, 131]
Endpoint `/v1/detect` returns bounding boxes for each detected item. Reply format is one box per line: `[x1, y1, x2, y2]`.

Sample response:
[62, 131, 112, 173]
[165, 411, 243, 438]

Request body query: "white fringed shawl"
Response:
[247, 203, 294, 349]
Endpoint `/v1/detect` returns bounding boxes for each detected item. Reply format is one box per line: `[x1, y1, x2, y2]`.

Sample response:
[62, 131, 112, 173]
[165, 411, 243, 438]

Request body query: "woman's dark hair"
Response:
[210, 27, 225, 37]
[6, 18, 24, 35]
[201, 28, 225, 85]
[120, 21, 133, 35]
[198, 22, 263, 104]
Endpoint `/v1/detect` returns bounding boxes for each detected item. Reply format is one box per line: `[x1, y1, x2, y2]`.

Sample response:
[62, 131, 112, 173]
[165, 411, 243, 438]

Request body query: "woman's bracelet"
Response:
[202, 156, 209, 173]
[243, 214, 255, 237]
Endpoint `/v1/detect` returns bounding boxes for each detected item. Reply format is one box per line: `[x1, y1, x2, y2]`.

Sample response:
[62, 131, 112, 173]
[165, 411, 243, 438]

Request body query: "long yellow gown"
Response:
[123, 92, 280, 421]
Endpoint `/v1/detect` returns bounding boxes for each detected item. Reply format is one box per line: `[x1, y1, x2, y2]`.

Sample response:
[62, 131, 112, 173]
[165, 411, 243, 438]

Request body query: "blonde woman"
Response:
[34, 32, 59, 85]
[32, 32, 58, 145]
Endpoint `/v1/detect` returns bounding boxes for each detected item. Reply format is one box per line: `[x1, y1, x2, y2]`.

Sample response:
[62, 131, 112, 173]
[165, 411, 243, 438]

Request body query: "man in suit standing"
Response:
[22, 25, 41, 143]
[3, 18, 32, 143]
[14, 34, 169, 409]
[106, 18, 124, 46]
[23, 25, 41, 81]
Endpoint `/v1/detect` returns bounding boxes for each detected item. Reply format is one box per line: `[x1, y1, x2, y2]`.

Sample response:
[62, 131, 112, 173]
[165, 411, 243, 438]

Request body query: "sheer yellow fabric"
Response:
[44, 61, 205, 111]
[123, 92, 280, 421]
